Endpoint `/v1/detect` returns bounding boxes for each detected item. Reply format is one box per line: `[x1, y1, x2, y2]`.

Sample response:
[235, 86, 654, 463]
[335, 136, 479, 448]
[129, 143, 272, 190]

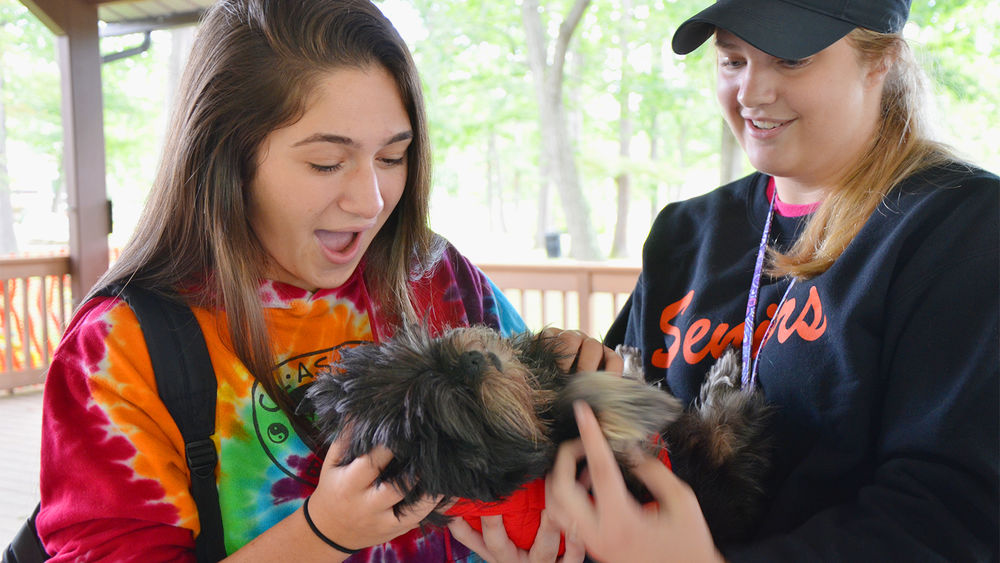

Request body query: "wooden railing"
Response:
[0, 256, 640, 392]
[0, 254, 73, 392]
[478, 261, 639, 337]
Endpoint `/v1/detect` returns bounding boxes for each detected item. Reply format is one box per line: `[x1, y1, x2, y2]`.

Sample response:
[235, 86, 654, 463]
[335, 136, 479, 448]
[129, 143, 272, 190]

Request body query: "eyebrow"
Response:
[714, 38, 739, 50]
[292, 131, 414, 148]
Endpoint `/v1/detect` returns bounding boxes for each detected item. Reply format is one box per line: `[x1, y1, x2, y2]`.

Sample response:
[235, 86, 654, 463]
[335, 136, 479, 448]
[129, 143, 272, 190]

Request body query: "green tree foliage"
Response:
[907, 1, 1000, 169]
[396, 0, 999, 260]
[1, 3, 60, 161]
[4, 0, 998, 260]
[0, 1, 61, 253]
[98, 31, 171, 246]
[0, 0, 172, 252]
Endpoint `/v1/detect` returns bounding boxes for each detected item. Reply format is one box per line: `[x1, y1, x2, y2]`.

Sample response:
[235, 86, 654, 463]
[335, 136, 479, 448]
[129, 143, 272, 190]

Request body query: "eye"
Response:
[778, 57, 809, 69]
[377, 155, 407, 168]
[718, 56, 745, 69]
[309, 162, 343, 173]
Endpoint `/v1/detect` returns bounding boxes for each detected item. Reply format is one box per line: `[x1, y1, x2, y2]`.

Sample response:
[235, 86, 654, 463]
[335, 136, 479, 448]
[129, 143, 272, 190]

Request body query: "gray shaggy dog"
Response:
[301, 325, 772, 543]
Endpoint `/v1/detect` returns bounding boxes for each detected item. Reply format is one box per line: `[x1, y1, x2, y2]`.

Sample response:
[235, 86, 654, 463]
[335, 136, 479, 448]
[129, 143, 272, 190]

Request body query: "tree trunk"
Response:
[649, 113, 661, 223]
[522, 0, 600, 260]
[486, 130, 507, 232]
[610, 0, 632, 259]
[534, 158, 550, 249]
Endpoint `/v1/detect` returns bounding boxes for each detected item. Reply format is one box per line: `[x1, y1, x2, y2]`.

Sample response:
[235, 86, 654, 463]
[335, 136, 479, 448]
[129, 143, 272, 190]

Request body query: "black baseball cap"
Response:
[671, 0, 911, 60]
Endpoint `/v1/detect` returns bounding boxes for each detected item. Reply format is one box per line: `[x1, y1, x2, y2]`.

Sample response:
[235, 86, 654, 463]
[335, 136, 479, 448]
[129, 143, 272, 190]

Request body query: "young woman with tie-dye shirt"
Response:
[34, 1, 598, 561]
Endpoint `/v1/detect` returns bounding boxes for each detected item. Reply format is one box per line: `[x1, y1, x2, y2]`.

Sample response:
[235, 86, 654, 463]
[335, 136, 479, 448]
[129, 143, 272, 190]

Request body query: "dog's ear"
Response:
[556, 373, 682, 454]
[299, 341, 383, 449]
[507, 330, 571, 391]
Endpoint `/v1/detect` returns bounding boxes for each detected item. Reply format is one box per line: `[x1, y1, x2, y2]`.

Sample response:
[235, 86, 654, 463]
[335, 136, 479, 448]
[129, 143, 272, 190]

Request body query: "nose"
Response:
[736, 63, 777, 109]
[340, 163, 384, 219]
[458, 351, 502, 383]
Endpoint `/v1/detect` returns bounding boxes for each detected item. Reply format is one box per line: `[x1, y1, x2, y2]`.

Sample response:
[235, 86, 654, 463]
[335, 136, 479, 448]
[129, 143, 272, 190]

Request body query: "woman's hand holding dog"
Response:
[545, 402, 725, 563]
[305, 436, 441, 555]
[541, 327, 624, 375]
[448, 511, 586, 563]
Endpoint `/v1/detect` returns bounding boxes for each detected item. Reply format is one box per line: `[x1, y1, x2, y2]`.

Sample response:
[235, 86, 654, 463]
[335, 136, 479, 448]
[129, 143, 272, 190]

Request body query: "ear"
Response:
[864, 50, 895, 89]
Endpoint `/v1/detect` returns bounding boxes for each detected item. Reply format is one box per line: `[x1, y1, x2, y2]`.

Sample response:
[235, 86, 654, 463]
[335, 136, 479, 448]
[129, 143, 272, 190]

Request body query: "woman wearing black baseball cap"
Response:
[546, 1, 998, 561]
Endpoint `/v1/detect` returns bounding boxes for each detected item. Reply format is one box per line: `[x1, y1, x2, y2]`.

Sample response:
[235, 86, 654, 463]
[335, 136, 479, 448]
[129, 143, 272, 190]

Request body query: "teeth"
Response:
[752, 120, 782, 130]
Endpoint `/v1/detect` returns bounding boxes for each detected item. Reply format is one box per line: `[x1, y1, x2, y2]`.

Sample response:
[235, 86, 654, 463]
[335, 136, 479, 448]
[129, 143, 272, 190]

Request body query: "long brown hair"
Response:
[88, 0, 439, 422]
[768, 28, 953, 279]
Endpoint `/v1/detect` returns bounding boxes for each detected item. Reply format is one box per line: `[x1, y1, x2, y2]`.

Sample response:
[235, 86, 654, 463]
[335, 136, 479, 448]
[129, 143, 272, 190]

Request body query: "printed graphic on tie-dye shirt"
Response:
[216, 279, 375, 551]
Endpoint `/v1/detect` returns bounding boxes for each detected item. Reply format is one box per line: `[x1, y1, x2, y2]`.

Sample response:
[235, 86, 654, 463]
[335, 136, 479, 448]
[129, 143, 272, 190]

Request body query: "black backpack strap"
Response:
[101, 285, 227, 562]
[3, 504, 48, 562]
[5, 286, 227, 563]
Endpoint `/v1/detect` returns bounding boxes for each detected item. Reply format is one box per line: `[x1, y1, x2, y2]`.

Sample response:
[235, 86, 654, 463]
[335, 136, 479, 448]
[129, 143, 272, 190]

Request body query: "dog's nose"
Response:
[459, 351, 487, 376]
[458, 351, 502, 379]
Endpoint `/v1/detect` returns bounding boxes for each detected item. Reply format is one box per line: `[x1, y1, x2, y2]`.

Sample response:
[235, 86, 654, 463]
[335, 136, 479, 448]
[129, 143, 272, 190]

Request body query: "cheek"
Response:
[379, 170, 408, 217]
[716, 78, 740, 116]
[716, 80, 744, 134]
[247, 183, 268, 236]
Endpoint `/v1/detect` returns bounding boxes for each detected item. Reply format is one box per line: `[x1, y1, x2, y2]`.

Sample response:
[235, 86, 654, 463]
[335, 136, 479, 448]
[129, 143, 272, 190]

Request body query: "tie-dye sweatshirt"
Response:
[36, 243, 525, 562]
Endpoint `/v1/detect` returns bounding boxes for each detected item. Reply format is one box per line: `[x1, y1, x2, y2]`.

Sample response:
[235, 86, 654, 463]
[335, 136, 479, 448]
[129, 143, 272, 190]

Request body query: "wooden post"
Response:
[22, 0, 110, 306]
[60, 3, 109, 305]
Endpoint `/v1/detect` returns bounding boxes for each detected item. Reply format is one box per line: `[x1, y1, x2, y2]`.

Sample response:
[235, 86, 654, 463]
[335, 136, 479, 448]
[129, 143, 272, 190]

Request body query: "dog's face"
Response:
[303, 326, 567, 523]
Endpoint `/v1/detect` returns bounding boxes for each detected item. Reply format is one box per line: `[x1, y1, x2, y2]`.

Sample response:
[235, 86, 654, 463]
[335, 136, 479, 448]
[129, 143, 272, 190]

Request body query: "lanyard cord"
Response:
[740, 190, 796, 391]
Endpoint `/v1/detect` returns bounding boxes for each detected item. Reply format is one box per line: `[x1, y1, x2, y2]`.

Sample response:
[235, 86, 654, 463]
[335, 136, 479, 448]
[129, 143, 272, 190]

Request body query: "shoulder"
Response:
[881, 162, 998, 236]
[644, 173, 765, 257]
[892, 161, 999, 207]
[650, 173, 762, 231]
[60, 294, 140, 353]
[857, 162, 999, 296]
[661, 172, 760, 215]
[409, 234, 506, 330]
[421, 235, 484, 285]
[906, 160, 999, 188]
[51, 295, 155, 389]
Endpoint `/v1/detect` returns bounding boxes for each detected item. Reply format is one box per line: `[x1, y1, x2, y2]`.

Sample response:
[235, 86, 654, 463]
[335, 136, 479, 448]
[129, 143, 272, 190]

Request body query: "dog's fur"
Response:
[302, 325, 773, 543]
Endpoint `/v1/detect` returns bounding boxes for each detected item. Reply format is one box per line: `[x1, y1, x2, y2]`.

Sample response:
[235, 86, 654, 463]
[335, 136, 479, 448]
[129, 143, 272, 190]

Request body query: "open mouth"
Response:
[316, 230, 360, 257]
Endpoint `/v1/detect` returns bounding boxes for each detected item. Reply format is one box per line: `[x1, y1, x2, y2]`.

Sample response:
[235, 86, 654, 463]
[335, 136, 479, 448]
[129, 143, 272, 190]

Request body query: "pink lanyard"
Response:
[740, 191, 795, 391]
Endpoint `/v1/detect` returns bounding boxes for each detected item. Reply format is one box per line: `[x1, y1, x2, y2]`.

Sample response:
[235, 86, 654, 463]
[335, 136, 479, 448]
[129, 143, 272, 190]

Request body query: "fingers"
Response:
[543, 328, 622, 374]
[630, 453, 695, 515]
[344, 446, 406, 505]
[326, 431, 348, 462]
[528, 511, 562, 563]
[447, 518, 492, 559]
[558, 536, 586, 563]
[395, 493, 444, 527]
[480, 515, 520, 562]
[546, 438, 598, 537]
[573, 402, 630, 507]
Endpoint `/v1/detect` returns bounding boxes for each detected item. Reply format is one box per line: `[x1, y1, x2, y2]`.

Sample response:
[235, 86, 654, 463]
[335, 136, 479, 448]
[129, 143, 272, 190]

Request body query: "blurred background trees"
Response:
[1, 0, 997, 260]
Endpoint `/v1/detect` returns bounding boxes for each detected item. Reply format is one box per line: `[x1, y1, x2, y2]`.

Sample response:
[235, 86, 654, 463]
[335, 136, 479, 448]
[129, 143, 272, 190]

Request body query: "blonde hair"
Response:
[768, 28, 953, 279]
[88, 0, 440, 425]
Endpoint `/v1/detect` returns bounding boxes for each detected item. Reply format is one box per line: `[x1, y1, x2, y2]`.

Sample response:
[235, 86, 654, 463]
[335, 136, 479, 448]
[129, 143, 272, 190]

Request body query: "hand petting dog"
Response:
[539, 327, 624, 375]
[307, 437, 442, 554]
[545, 401, 724, 563]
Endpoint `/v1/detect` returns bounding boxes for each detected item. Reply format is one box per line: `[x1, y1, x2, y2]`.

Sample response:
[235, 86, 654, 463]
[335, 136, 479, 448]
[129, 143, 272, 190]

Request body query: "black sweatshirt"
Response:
[606, 162, 999, 561]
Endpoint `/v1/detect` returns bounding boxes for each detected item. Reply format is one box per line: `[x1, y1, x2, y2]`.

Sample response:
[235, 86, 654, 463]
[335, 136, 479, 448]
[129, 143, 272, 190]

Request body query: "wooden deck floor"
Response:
[0, 388, 43, 545]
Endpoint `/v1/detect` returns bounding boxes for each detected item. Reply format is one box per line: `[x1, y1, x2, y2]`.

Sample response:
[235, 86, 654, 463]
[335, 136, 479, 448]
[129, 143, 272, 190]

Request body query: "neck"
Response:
[772, 177, 829, 205]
